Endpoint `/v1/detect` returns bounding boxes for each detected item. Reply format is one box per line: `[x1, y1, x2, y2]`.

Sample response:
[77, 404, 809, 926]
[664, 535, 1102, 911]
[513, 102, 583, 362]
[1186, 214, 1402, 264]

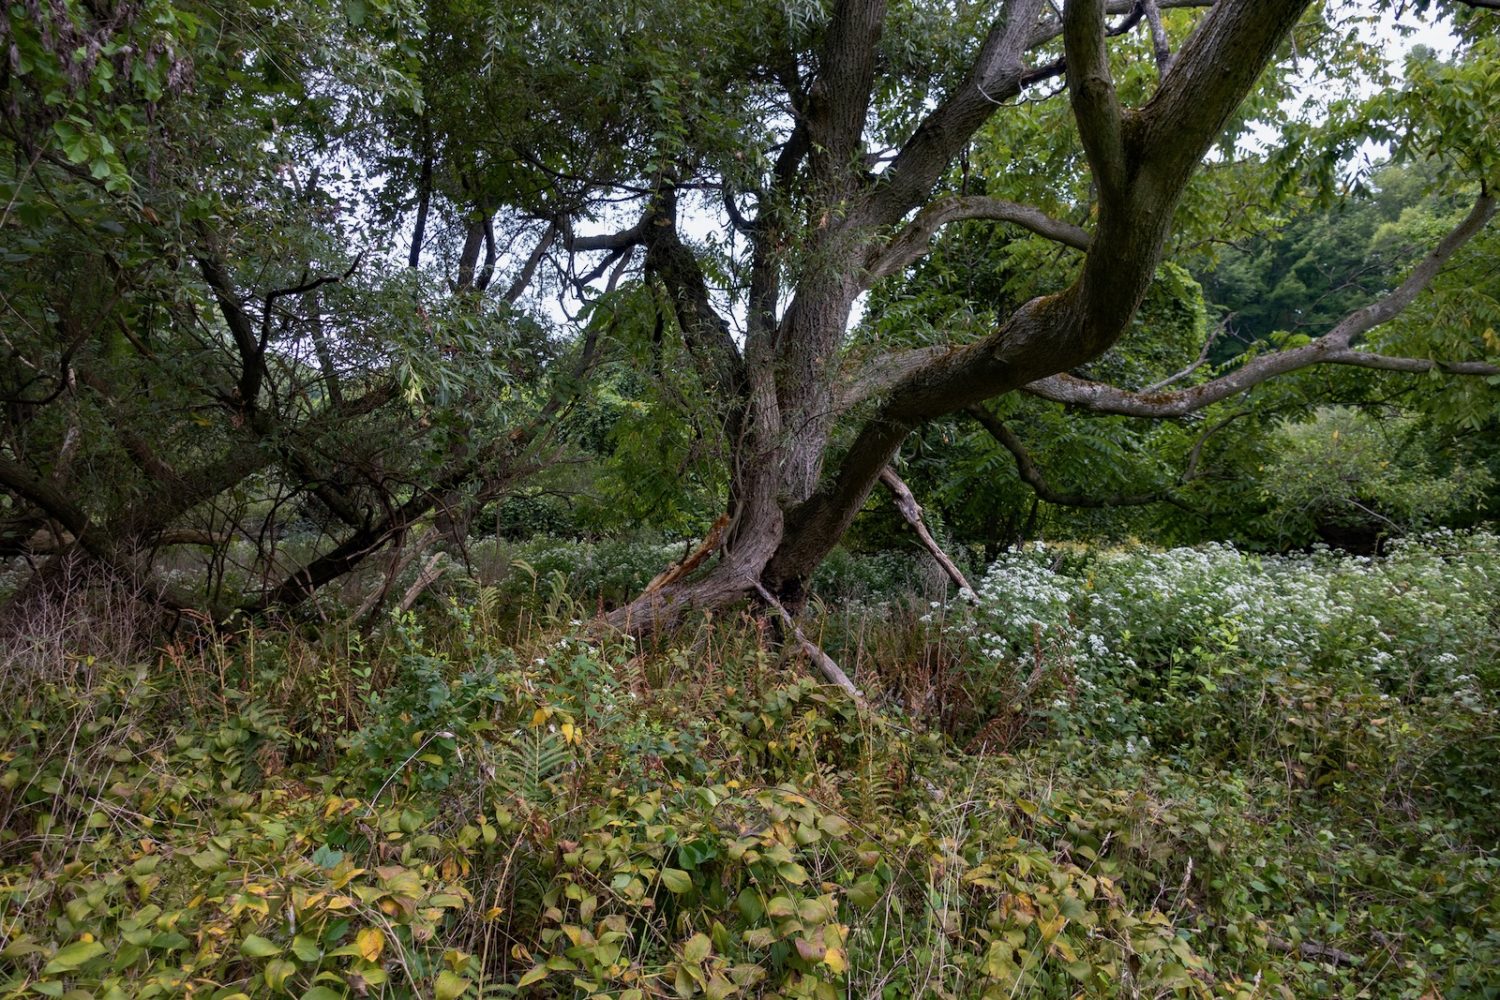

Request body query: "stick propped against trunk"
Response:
[879, 467, 972, 593]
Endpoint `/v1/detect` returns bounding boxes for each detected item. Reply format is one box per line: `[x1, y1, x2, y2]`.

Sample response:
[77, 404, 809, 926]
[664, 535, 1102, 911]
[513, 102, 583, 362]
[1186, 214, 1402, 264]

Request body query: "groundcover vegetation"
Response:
[2, 533, 1496, 1000]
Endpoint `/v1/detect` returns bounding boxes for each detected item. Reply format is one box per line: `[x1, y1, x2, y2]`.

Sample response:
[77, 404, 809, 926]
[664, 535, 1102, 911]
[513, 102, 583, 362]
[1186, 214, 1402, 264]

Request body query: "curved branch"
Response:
[864, 195, 1091, 285]
[752, 581, 866, 703]
[1026, 189, 1498, 417]
[966, 407, 1164, 507]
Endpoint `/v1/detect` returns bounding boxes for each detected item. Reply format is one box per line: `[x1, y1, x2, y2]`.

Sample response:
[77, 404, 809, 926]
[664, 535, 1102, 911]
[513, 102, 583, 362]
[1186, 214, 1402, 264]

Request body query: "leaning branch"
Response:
[0, 456, 99, 554]
[879, 467, 972, 592]
[752, 581, 866, 703]
[1025, 189, 1498, 417]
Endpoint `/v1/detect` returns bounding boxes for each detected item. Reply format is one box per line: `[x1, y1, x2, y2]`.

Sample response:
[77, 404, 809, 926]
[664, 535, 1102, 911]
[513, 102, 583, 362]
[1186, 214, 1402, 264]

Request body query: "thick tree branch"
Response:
[864, 0, 1047, 227]
[1064, 0, 1127, 200]
[0, 456, 99, 554]
[409, 139, 433, 269]
[1025, 189, 1498, 416]
[504, 223, 557, 303]
[562, 214, 650, 252]
[1132, 0, 1312, 199]
[195, 245, 262, 410]
[644, 191, 746, 396]
[838, 345, 951, 410]
[809, 0, 888, 180]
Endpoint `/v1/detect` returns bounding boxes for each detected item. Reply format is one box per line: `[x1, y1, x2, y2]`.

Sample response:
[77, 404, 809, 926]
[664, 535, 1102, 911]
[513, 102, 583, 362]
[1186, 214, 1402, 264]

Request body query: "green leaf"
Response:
[291, 935, 321, 962]
[434, 970, 471, 999]
[847, 875, 882, 910]
[817, 813, 851, 837]
[660, 868, 693, 894]
[43, 939, 106, 973]
[242, 934, 283, 958]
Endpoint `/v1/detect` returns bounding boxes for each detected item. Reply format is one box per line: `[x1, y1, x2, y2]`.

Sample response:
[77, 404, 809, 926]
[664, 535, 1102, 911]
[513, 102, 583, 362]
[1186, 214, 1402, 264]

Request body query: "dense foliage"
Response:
[1, 533, 1496, 998]
[2, 2, 1499, 999]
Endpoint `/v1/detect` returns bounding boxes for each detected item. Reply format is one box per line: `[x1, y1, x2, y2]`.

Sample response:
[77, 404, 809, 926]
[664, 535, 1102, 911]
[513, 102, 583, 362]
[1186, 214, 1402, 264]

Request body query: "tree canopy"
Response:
[1, 0, 1497, 635]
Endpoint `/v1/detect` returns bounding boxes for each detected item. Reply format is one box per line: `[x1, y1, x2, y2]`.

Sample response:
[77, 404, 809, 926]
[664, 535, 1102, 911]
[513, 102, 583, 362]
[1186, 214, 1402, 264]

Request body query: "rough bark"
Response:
[599, 0, 1495, 656]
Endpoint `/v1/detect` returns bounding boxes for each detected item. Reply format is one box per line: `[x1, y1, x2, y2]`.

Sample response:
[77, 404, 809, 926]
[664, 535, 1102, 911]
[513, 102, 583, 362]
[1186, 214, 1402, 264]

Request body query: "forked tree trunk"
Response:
[603, 0, 1499, 650]
[606, 0, 1323, 637]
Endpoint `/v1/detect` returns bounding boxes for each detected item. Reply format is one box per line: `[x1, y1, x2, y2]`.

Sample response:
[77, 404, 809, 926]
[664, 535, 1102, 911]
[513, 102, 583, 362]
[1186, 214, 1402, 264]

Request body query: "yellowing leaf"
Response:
[517, 963, 550, 987]
[355, 927, 384, 963]
[434, 969, 471, 1000]
[241, 935, 282, 958]
[660, 868, 693, 894]
[683, 932, 712, 964]
[264, 958, 297, 992]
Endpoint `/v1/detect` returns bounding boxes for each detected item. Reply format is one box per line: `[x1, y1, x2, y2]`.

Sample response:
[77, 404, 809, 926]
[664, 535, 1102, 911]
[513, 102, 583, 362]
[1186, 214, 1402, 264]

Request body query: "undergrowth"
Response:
[0, 533, 1496, 999]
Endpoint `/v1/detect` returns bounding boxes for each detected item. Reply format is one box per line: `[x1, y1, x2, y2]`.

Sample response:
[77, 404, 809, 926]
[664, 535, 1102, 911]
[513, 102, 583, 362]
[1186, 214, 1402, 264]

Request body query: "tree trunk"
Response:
[605, 0, 1324, 640]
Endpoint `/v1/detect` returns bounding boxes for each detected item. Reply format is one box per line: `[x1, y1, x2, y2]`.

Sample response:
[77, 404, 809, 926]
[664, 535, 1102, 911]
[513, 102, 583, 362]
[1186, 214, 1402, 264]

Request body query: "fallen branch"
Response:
[354, 525, 440, 623]
[752, 581, 866, 704]
[1267, 935, 1362, 968]
[397, 550, 449, 613]
[879, 467, 972, 593]
[642, 514, 730, 595]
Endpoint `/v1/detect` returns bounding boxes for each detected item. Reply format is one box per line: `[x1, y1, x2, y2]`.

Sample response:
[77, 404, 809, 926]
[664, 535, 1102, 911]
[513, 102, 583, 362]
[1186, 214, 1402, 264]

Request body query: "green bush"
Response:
[2, 533, 1496, 998]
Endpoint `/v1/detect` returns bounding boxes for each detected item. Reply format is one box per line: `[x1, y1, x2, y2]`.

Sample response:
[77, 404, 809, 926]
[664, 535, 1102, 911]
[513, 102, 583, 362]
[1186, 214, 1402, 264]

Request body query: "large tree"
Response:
[537, 0, 1497, 630]
[2, 0, 1496, 637]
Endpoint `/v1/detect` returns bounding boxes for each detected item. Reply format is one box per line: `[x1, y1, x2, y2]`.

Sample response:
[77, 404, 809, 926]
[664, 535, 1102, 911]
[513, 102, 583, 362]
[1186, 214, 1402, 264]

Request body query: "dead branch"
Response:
[879, 467, 973, 592]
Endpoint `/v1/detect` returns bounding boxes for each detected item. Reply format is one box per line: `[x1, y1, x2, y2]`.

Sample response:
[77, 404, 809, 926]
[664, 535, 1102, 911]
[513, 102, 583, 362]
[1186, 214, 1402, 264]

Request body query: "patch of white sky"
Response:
[534, 2, 1461, 340]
